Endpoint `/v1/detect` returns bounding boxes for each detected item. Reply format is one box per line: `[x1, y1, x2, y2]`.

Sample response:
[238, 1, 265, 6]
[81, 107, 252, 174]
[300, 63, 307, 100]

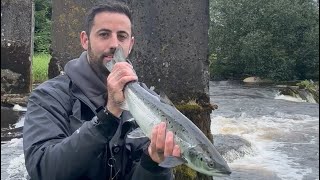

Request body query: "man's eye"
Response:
[99, 32, 109, 38]
[118, 34, 128, 41]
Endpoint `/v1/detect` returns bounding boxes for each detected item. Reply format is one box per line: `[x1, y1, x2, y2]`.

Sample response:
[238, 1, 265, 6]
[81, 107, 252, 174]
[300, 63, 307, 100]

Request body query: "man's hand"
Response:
[106, 62, 137, 117]
[148, 122, 181, 164]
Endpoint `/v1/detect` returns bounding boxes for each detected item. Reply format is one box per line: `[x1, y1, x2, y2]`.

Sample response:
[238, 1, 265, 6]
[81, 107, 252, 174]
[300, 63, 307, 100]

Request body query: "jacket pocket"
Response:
[69, 100, 88, 133]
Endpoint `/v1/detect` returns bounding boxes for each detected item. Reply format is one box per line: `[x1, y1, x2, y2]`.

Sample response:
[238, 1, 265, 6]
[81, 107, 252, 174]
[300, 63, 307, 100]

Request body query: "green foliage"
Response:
[34, 0, 52, 53]
[296, 79, 319, 103]
[209, 0, 319, 81]
[297, 80, 316, 90]
[32, 53, 51, 83]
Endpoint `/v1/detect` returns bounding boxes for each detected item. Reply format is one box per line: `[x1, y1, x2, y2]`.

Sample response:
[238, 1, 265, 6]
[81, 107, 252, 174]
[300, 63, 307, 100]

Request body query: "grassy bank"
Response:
[32, 53, 50, 83]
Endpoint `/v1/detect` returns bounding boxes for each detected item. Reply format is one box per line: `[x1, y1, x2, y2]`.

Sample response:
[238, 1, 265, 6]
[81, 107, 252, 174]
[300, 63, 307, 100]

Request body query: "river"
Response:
[1, 81, 319, 180]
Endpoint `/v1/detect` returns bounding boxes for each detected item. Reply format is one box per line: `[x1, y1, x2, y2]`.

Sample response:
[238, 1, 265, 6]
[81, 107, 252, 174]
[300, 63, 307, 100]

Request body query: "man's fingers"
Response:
[156, 122, 166, 153]
[172, 145, 181, 157]
[148, 122, 182, 164]
[164, 131, 174, 157]
[112, 62, 135, 77]
[149, 125, 159, 154]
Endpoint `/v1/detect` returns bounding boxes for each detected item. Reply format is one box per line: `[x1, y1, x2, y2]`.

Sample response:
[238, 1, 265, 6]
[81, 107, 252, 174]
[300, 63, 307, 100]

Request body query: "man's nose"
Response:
[109, 34, 119, 49]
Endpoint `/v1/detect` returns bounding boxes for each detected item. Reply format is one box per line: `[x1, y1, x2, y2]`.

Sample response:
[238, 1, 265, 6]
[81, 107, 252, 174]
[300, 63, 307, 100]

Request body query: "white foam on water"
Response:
[14, 116, 25, 128]
[6, 154, 28, 180]
[211, 113, 318, 180]
[274, 94, 307, 103]
[2, 138, 28, 180]
[12, 104, 27, 112]
[7, 138, 23, 147]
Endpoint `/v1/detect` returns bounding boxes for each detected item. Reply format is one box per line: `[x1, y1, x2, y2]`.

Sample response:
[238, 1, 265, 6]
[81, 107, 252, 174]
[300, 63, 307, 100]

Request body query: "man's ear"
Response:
[129, 36, 135, 54]
[80, 31, 89, 50]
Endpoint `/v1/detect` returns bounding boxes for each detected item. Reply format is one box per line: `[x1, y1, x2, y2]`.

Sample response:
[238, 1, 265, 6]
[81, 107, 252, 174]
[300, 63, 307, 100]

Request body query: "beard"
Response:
[87, 43, 113, 81]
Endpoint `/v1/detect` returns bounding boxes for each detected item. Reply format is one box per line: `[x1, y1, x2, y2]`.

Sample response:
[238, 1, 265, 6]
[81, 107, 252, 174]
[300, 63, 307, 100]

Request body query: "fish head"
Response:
[184, 144, 232, 176]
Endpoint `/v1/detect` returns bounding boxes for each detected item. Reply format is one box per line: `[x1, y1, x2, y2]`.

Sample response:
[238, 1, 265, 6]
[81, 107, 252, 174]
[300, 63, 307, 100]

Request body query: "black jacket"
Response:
[23, 51, 173, 180]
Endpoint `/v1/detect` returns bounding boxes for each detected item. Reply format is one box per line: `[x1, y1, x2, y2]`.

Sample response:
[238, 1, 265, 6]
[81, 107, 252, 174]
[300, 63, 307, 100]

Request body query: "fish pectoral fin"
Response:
[127, 127, 147, 139]
[158, 156, 187, 168]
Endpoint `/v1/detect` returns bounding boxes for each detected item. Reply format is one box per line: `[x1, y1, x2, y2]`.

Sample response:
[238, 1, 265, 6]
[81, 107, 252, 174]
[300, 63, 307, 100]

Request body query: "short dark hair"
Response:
[84, 1, 132, 36]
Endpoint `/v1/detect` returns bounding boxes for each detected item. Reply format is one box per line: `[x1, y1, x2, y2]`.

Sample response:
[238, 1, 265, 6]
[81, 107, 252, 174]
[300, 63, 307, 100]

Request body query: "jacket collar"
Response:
[64, 51, 106, 108]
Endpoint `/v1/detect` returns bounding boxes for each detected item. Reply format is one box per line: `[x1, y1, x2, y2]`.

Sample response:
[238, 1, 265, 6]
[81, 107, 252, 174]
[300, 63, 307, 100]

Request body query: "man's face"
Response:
[81, 12, 134, 76]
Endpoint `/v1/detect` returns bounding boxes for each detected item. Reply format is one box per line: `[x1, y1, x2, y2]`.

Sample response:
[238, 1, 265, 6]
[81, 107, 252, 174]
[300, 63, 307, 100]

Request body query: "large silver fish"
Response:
[105, 47, 231, 176]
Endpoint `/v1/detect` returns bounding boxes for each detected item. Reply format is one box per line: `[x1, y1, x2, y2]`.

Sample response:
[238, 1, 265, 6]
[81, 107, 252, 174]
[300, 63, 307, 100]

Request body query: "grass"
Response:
[32, 53, 51, 83]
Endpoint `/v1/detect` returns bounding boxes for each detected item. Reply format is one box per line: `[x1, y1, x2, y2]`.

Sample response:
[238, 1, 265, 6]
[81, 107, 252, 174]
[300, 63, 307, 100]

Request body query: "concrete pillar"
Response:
[129, 0, 210, 104]
[49, 0, 90, 78]
[49, 0, 126, 78]
[128, 0, 212, 179]
[1, 0, 34, 94]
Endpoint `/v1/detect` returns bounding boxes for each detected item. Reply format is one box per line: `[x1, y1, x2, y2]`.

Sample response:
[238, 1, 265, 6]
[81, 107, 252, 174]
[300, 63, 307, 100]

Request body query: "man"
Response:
[23, 2, 180, 180]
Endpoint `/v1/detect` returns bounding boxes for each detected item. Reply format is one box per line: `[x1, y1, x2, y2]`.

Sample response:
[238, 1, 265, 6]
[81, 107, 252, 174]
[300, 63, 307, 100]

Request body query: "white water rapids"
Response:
[1, 81, 318, 180]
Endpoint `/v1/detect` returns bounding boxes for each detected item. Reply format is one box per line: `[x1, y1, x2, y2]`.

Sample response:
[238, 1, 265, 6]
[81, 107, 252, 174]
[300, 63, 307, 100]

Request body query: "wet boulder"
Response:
[278, 80, 319, 104]
[213, 134, 253, 163]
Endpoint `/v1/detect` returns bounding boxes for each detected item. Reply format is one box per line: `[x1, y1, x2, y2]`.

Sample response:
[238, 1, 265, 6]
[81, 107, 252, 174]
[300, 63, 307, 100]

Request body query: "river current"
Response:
[1, 81, 319, 180]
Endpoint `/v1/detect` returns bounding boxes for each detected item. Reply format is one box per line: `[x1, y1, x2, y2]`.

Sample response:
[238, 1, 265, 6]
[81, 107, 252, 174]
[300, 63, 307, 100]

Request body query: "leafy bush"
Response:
[34, 0, 52, 53]
[209, 0, 319, 81]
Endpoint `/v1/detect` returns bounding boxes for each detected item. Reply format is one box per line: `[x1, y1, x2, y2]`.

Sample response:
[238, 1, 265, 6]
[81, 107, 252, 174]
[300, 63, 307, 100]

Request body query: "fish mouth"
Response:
[198, 168, 232, 177]
[212, 165, 232, 176]
[203, 167, 232, 177]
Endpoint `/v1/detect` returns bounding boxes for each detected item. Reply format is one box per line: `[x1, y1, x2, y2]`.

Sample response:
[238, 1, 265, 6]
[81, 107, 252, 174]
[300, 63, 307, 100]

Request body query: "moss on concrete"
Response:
[174, 165, 197, 180]
[173, 98, 216, 180]
[176, 100, 202, 113]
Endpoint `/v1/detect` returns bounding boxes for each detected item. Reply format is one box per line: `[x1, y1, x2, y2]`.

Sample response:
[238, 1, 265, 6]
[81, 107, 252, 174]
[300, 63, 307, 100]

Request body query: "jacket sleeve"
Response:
[130, 153, 174, 180]
[23, 82, 117, 180]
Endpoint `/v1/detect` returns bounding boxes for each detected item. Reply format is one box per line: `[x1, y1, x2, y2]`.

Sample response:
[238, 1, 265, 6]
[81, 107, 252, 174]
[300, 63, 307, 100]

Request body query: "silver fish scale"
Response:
[125, 82, 208, 153]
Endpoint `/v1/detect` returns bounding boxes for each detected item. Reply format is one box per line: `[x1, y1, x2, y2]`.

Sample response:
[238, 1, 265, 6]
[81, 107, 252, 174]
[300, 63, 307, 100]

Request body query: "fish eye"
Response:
[208, 162, 215, 168]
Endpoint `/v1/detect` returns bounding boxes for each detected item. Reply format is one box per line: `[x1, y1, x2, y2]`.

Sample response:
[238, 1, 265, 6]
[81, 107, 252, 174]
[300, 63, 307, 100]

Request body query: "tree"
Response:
[209, 0, 319, 81]
[34, 0, 52, 53]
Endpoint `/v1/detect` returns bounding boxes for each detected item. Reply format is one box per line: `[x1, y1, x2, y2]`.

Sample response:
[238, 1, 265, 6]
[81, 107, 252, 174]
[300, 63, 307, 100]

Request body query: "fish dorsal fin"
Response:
[139, 82, 160, 99]
[160, 91, 175, 107]
[127, 127, 147, 139]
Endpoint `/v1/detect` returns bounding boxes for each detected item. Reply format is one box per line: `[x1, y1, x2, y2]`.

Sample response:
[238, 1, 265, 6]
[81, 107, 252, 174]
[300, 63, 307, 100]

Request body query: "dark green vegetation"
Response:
[34, 0, 52, 54]
[209, 0, 319, 81]
[33, 0, 51, 83]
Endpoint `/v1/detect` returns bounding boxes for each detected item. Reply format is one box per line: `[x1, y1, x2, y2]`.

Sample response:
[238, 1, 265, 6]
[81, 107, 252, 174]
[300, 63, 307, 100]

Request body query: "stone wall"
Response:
[128, 0, 210, 104]
[49, 0, 126, 78]
[1, 0, 34, 94]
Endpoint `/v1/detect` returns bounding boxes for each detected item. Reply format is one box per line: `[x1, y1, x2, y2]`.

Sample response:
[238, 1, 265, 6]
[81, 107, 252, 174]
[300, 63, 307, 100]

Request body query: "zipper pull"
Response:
[108, 158, 114, 180]
[108, 157, 120, 180]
